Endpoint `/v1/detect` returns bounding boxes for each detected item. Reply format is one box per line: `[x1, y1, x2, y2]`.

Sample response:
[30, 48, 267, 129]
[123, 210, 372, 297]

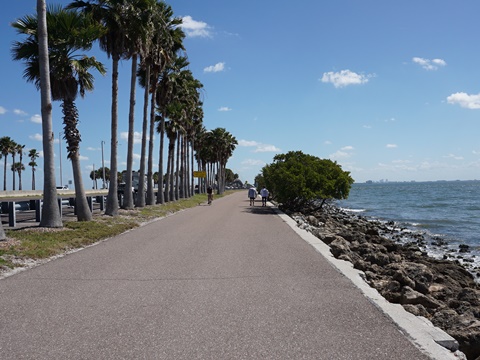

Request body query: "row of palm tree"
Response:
[3, 0, 237, 237]
[0, 136, 40, 191]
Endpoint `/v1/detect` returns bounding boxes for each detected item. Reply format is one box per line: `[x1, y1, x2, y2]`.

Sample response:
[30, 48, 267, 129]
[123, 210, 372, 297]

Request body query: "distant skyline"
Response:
[2, 1, 480, 191]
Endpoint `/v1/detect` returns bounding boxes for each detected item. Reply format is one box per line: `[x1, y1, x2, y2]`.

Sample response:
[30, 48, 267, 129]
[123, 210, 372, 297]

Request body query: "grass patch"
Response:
[0, 192, 231, 272]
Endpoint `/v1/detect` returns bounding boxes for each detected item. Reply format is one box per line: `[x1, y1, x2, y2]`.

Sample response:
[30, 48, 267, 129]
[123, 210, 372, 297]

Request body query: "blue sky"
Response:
[2, 1, 480, 191]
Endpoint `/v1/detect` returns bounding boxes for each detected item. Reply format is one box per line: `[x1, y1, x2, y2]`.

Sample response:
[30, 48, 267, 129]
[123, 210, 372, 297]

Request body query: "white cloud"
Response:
[79, 155, 89, 161]
[29, 133, 43, 141]
[31, 114, 42, 123]
[330, 145, 355, 159]
[218, 106, 232, 112]
[444, 153, 464, 160]
[120, 131, 142, 144]
[386, 144, 398, 148]
[254, 145, 281, 153]
[321, 69, 373, 88]
[204, 62, 225, 73]
[447, 92, 480, 109]
[329, 150, 351, 159]
[14, 109, 27, 116]
[239, 140, 259, 147]
[239, 139, 280, 153]
[392, 159, 412, 164]
[412, 57, 447, 71]
[241, 159, 265, 166]
[0, 106, 7, 115]
[87, 147, 100, 151]
[181, 16, 212, 38]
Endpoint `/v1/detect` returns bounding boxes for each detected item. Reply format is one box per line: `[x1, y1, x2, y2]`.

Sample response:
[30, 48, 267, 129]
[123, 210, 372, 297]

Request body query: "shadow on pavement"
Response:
[243, 203, 275, 215]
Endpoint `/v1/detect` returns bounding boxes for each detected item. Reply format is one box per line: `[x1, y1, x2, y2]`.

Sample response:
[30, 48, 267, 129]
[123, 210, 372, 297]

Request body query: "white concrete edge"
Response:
[271, 205, 462, 360]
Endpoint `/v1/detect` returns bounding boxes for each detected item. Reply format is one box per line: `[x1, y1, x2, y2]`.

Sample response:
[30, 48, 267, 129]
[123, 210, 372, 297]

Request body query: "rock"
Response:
[400, 286, 443, 309]
[293, 204, 480, 359]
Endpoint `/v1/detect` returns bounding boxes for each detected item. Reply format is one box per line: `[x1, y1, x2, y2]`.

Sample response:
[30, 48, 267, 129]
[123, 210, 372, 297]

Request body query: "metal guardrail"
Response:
[0, 189, 109, 228]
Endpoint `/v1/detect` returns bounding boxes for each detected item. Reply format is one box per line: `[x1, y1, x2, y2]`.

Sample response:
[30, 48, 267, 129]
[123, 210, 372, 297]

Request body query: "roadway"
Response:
[0, 191, 455, 359]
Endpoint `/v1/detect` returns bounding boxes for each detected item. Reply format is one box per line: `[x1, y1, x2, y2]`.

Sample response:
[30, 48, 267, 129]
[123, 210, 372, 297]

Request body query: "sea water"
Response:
[337, 180, 480, 270]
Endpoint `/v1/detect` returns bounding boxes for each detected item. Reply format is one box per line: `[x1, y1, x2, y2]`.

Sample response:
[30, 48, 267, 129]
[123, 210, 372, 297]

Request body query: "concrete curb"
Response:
[271, 204, 464, 360]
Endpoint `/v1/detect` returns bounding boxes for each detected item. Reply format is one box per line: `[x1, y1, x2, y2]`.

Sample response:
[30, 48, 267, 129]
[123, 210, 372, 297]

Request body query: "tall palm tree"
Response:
[0, 136, 15, 191]
[12, 6, 106, 221]
[36, 0, 62, 227]
[15, 144, 25, 190]
[68, 0, 130, 216]
[198, 128, 237, 195]
[121, 0, 155, 209]
[11, 162, 25, 191]
[28, 149, 40, 190]
[138, 1, 183, 206]
[9, 141, 19, 191]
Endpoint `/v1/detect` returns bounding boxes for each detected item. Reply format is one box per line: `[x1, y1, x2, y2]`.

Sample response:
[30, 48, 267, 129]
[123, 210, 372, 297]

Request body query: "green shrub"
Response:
[262, 151, 354, 211]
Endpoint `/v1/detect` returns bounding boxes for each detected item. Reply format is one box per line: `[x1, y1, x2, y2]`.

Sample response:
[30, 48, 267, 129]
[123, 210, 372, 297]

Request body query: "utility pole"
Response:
[101, 140, 106, 189]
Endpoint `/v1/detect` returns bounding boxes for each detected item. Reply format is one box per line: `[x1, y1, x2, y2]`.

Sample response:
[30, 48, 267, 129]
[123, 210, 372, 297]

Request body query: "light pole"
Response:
[101, 140, 106, 189]
[59, 132, 63, 187]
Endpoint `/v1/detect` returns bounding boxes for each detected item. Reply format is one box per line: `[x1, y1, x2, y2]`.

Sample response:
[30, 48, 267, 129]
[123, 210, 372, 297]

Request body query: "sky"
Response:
[2, 1, 480, 192]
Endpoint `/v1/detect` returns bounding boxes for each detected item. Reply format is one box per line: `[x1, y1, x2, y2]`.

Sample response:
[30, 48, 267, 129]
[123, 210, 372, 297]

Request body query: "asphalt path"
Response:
[0, 191, 444, 359]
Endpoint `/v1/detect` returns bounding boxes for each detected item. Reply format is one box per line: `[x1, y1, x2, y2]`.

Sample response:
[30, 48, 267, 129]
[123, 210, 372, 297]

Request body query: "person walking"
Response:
[248, 187, 257, 206]
[207, 185, 213, 205]
[260, 186, 269, 207]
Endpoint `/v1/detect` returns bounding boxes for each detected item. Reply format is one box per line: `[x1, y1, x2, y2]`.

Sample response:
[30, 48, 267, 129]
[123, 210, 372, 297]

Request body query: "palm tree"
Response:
[11, 162, 25, 191]
[0, 137, 15, 191]
[68, 0, 132, 216]
[198, 128, 237, 195]
[9, 141, 19, 191]
[38, 0, 63, 227]
[111, 0, 154, 209]
[137, 1, 183, 206]
[28, 149, 40, 190]
[15, 144, 25, 190]
[9, 1, 63, 227]
[12, 5, 106, 221]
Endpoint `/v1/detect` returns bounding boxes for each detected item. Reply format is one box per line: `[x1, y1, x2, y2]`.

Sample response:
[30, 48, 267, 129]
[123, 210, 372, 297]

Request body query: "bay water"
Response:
[337, 180, 480, 270]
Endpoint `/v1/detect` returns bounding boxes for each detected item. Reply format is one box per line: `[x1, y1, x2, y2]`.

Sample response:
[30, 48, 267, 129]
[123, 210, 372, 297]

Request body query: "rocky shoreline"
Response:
[288, 204, 480, 360]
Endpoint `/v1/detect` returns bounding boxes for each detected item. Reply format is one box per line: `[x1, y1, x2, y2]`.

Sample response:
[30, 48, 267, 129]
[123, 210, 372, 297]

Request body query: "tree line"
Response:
[0, 136, 41, 192]
[0, 0, 238, 239]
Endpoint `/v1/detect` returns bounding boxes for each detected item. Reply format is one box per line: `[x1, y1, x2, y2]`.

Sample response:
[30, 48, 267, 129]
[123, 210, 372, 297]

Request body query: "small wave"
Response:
[341, 208, 366, 213]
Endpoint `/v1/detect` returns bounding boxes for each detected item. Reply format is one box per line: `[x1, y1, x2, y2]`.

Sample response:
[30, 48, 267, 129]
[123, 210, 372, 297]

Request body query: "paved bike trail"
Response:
[0, 191, 454, 359]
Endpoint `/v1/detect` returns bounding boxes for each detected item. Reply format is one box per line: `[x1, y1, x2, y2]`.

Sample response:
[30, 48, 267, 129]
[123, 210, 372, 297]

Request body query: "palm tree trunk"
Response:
[123, 55, 138, 210]
[175, 135, 180, 201]
[32, 168, 35, 190]
[18, 169, 22, 191]
[179, 135, 185, 199]
[157, 113, 165, 204]
[105, 56, 120, 216]
[62, 98, 92, 221]
[145, 64, 155, 206]
[38, 0, 62, 227]
[3, 158, 7, 191]
[11, 153, 16, 191]
[19, 150, 24, 190]
[166, 139, 175, 202]
[137, 59, 149, 208]
[71, 152, 92, 221]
